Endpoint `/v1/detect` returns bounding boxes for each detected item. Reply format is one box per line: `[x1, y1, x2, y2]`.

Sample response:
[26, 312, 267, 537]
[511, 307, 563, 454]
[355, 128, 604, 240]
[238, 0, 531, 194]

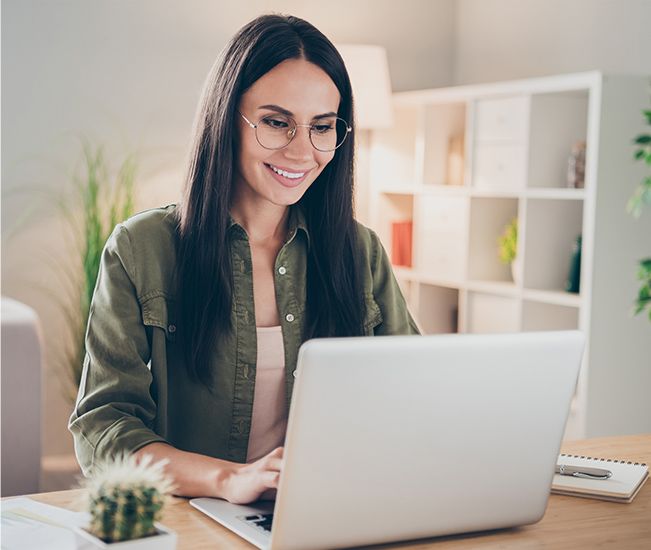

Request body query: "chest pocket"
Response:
[363, 295, 383, 335]
[140, 293, 177, 342]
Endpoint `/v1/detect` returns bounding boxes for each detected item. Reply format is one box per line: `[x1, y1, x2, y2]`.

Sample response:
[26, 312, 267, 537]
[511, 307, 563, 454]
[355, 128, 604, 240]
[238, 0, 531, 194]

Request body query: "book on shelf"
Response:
[391, 220, 412, 267]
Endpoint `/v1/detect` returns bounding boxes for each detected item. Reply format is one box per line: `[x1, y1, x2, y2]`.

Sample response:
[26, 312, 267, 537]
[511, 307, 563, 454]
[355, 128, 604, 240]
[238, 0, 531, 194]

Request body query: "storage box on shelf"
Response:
[472, 95, 529, 191]
[415, 195, 468, 282]
[369, 72, 651, 439]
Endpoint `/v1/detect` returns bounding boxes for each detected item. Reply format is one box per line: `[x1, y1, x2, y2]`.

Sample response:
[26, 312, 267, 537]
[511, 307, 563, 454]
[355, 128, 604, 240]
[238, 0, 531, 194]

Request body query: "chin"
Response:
[270, 187, 311, 207]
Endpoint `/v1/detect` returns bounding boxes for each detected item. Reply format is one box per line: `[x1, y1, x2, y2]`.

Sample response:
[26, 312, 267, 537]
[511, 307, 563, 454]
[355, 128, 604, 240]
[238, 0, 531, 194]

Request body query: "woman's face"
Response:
[235, 58, 341, 210]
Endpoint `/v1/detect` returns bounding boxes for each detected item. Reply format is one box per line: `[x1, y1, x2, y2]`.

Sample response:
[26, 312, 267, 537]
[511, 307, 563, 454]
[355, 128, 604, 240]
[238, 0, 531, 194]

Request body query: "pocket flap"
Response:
[140, 293, 176, 341]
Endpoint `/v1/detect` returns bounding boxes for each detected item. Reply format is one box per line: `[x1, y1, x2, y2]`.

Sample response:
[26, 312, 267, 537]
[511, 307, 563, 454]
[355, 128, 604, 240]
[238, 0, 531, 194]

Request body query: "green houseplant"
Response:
[75, 454, 176, 548]
[629, 106, 651, 321]
[57, 143, 137, 398]
[498, 218, 520, 284]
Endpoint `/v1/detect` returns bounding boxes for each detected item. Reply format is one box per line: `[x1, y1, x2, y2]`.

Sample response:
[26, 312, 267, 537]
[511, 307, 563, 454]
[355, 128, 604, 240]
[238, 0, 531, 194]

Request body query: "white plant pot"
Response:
[511, 257, 522, 286]
[73, 523, 177, 550]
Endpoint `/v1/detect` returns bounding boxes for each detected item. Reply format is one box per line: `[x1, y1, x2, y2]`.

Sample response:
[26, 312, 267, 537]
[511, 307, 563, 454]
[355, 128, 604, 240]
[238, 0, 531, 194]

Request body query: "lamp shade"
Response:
[336, 44, 394, 129]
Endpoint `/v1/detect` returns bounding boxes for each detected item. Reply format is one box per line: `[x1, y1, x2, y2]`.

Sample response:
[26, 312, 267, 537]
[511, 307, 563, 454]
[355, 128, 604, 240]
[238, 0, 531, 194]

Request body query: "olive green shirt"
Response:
[69, 204, 419, 475]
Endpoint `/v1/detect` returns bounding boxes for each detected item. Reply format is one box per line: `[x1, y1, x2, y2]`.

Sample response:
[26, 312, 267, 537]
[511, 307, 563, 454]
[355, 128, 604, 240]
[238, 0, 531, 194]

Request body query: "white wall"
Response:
[454, 0, 651, 84]
[587, 76, 651, 438]
[1, 0, 455, 461]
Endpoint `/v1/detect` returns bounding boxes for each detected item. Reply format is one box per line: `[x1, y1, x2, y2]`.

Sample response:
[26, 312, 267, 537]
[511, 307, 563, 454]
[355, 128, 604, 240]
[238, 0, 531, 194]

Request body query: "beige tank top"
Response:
[246, 326, 288, 463]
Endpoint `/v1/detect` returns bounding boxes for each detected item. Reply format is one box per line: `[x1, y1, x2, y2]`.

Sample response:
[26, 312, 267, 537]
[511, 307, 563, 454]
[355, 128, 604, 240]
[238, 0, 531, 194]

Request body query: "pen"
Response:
[555, 464, 612, 480]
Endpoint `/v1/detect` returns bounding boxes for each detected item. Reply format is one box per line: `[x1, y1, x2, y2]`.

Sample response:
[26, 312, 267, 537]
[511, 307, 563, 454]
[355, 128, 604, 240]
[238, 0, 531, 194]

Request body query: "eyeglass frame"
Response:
[238, 111, 352, 152]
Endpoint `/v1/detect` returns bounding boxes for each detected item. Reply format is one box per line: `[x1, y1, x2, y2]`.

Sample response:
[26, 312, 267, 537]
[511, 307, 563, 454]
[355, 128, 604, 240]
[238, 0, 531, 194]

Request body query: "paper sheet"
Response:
[1, 497, 88, 550]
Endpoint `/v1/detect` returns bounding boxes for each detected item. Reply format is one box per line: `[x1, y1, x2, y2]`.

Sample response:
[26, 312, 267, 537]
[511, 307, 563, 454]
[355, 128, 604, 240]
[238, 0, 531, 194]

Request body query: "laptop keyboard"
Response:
[241, 513, 274, 533]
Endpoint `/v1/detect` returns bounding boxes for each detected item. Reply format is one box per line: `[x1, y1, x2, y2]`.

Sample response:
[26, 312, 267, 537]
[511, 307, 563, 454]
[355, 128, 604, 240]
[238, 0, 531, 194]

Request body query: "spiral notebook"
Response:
[552, 453, 649, 503]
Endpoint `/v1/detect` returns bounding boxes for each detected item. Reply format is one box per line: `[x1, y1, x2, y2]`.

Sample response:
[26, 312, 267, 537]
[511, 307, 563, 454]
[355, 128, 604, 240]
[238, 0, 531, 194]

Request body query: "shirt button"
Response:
[285, 313, 295, 323]
[168, 324, 176, 333]
[278, 266, 287, 275]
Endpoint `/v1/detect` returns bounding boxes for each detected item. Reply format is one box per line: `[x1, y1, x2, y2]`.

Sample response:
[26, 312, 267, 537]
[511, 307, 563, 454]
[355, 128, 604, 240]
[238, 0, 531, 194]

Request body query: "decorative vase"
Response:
[511, 257, 522, 286]
[73, 524, 177, 550]
[565, 235, 582, 293]
[566, 141, 586, 188]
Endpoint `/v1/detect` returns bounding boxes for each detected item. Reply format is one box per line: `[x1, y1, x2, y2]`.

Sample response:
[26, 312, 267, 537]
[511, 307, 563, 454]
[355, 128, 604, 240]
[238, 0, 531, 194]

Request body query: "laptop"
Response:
[191, 330, 584, 550]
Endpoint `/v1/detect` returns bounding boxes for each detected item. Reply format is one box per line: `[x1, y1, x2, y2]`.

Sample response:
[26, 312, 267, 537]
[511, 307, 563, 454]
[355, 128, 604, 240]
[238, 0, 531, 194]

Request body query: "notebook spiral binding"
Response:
[559, 453, 647, 467]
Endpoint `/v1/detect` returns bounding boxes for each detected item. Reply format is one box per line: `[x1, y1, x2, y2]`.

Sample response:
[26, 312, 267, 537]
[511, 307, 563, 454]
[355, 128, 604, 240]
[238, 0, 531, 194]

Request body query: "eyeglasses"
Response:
[239, 112, 352, 152]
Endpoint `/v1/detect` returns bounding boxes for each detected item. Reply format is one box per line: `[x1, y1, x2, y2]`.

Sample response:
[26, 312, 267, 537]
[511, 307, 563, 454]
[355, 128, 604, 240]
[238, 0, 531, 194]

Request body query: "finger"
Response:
[267, 446, 284, 458]
[262, 470, 280, 489]
[265, 457, 283, 471]
[260, 447, 283, 468]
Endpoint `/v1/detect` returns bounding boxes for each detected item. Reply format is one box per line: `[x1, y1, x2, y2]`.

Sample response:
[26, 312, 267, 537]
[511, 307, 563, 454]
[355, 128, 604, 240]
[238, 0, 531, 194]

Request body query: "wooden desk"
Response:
[20, 434, 651, 549]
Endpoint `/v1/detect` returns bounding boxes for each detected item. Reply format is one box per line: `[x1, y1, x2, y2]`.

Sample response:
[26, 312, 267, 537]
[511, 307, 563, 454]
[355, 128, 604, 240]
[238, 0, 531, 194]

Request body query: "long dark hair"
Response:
[176, 14, 364, 384]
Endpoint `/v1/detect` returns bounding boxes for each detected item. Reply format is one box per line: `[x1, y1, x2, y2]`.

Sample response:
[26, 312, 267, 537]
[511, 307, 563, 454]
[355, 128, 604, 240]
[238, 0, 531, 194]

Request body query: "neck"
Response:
[230, 195, 290, 246]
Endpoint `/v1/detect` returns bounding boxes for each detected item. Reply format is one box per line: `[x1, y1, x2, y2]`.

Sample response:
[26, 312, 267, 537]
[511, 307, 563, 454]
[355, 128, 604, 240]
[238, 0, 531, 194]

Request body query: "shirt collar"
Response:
[290, 204, 310, 249]
[228, 205, 311, 249]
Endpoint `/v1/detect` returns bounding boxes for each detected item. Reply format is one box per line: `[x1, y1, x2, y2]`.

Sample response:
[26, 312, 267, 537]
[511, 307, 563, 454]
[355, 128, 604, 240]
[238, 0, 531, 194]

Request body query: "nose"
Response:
[284, 126, 313, 161]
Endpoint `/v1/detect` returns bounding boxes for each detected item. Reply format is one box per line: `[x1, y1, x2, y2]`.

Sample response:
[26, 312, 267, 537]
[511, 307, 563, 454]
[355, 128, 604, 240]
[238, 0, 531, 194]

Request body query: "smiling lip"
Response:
[264, 163, 313, 188]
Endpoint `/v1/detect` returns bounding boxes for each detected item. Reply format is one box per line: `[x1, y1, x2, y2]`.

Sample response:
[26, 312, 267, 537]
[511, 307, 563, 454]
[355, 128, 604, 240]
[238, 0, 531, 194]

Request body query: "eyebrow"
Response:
[257, 104, 338, 120]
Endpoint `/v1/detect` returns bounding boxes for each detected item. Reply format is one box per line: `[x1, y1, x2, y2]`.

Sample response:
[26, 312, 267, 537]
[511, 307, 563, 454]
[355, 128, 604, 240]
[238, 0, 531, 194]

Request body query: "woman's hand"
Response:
[134, 442, 284, 503]
[221, 447, 284, 504]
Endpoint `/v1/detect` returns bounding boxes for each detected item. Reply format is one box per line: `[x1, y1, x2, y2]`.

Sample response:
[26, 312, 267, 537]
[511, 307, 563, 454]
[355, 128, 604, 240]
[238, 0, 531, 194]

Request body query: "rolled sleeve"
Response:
[69, 225, 167, 475]
[369, 230, 420, 336]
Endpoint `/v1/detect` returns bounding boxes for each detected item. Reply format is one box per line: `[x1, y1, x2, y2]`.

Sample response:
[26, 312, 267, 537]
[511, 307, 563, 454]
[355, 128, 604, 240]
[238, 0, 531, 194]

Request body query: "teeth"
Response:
[269, 164, 305, 179]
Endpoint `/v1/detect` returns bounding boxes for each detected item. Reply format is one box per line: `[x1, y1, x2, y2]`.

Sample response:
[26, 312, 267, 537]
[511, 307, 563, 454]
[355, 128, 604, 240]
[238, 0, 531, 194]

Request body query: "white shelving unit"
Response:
[368, 72, 651, 440]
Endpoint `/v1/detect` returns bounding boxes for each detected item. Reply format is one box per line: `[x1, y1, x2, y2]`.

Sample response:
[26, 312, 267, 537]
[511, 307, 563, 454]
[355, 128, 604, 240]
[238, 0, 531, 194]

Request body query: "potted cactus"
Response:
[74, 454, 177, 549]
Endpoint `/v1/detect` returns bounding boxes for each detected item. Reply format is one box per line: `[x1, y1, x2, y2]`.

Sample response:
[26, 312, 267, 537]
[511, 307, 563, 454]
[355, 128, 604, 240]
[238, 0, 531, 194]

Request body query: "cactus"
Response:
[82, 454, 174, 543]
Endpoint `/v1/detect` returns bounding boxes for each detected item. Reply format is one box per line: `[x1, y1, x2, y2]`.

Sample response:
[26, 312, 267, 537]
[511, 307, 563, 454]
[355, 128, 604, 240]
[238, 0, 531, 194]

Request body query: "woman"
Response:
[69, 14, 418, 505]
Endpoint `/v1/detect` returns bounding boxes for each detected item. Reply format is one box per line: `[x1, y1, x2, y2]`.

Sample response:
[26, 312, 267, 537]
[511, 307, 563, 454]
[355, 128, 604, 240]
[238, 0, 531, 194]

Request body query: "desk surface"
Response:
[16, 434, 651, 549]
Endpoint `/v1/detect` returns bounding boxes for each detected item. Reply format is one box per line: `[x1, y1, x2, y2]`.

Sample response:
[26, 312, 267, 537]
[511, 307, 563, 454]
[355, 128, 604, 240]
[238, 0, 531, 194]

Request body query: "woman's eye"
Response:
[313, 123, 334, 134]
[262, 117, 289, 129]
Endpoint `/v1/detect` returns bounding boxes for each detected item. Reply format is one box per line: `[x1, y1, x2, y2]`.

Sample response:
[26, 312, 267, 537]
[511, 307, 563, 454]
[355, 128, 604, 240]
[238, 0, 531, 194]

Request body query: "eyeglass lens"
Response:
[256, 114, 349, 152]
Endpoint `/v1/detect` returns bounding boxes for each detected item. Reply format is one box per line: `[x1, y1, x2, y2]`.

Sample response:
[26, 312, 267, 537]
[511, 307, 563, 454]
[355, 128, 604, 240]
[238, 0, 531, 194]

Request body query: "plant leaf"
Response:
[27, 142, 140, 392]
